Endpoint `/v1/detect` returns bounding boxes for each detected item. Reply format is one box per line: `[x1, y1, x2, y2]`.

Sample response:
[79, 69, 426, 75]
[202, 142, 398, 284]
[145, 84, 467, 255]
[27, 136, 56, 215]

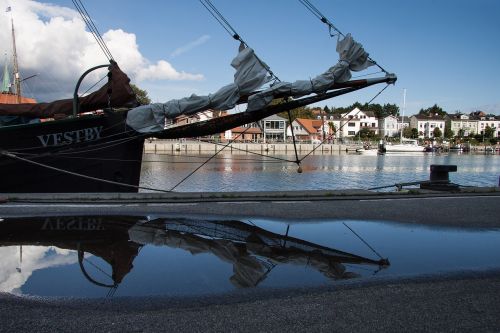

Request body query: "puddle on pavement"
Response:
[0, 215, 499, 298]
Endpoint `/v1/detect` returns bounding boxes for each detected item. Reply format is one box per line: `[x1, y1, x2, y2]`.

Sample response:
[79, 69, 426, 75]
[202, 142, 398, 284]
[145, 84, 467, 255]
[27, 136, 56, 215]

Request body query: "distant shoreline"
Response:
[144, 139, 500, 155]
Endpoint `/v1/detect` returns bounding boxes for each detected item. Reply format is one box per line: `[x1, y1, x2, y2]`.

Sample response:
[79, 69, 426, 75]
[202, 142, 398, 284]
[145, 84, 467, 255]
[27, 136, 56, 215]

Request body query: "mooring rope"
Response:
[0, 150, 171, 193]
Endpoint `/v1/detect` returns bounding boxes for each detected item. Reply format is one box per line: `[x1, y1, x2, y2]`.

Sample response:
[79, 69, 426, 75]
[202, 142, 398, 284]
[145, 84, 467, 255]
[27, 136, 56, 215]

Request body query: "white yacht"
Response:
[383, 139, 425, 152]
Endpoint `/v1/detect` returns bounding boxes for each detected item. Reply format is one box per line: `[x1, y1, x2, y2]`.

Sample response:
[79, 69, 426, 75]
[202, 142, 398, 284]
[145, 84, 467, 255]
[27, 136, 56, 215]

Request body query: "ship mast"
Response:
[11, 18, 21, 104]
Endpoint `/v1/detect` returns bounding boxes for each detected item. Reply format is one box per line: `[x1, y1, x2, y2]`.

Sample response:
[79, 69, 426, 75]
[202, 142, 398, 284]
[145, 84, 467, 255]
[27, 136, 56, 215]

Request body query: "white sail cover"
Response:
[126, 34, 374, 133]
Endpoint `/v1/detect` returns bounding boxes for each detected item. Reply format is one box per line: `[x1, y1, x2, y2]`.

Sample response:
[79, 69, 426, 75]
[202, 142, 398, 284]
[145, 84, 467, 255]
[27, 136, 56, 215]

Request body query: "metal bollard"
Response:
[421, 164, 459, 191]
[429, 164, 457, 182]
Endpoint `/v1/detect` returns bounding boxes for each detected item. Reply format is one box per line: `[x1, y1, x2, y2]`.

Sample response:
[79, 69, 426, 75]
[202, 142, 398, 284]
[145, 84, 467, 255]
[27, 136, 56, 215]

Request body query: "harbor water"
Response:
[139, 151, 500, 192]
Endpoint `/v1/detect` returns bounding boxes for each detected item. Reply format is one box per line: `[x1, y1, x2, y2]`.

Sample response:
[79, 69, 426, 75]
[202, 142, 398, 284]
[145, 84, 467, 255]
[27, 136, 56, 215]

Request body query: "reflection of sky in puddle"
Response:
[1, 217, 499, 298]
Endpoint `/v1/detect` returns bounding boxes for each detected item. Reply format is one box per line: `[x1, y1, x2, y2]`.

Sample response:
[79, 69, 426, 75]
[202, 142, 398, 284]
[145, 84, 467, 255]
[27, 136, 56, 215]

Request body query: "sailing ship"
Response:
[0, 17, 36, 109]
[0, 2, 396, 193]
[0, 215, 388, 293]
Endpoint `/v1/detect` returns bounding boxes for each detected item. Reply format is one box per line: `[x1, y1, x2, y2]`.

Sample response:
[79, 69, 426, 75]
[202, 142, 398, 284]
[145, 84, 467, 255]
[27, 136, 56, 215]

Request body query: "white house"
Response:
[287, 118, 330, 142]
[379, 115, 399, 137]
[448, 113, 478, 137]
[336, 108, 379, 138]
[477, 115, 500, 138]
[410, 114, 446, 138]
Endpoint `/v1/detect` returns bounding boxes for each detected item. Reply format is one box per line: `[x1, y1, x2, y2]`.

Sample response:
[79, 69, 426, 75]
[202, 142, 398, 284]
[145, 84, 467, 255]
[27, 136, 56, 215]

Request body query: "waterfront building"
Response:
[379, 115, 399, 138]
[410, 114, 446, 138]
[287, 118, 329, 142]
[229, 114, 288, 142]
[230, 123, 263, 142]
[448, 113, 478, 137]
[476, 115, 500, 138]
[337, 108, 379, 138]
[262, 114, 288, 142]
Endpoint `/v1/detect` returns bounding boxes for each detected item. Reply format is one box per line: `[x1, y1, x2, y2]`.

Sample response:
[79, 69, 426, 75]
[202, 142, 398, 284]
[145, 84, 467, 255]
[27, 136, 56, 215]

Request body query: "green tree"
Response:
[402, 126, 413, 138]
[433, 127, 442, 138]
[323, 105, 330, 113]
[358, 127, 376, 139]
[382, 103, 400, 117]
[411, 128, 419, 138]
[328, 122, 337, 134]
[419, 104, 447, 117]
[444, 125, 454, 139]
[484, 125, 495, 139]
[130, 83, 151, 105]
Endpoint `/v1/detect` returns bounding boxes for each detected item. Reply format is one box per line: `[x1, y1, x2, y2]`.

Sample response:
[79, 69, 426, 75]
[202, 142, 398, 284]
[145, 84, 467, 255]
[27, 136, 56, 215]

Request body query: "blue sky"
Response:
[2, 0, 499, 115]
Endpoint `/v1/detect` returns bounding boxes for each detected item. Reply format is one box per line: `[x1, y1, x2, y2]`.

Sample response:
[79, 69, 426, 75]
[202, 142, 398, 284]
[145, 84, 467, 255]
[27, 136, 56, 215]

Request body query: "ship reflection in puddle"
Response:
[3, 216, 500, 298]
[0, 216, 388, 297]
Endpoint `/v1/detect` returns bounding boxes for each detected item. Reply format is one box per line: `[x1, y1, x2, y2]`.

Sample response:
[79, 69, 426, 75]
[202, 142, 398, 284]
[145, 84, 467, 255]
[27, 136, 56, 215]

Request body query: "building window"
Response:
[348, 131, 356, 135]
[348, 123, 355, 127]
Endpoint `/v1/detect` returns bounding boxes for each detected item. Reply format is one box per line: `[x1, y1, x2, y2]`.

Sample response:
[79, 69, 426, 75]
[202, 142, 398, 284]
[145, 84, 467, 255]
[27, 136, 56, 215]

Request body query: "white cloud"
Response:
[170, 35, 211, 58]
[0, 246, 76, 294]
[0, 0, 204, 102]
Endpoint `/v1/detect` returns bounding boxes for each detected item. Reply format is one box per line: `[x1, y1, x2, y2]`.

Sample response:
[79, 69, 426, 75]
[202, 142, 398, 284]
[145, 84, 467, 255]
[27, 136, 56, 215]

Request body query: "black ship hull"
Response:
[0, 110, 144, 193]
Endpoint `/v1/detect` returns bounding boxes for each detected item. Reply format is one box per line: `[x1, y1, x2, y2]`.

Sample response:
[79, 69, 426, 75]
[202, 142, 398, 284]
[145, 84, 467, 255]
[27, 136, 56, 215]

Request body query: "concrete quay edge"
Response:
[1, 186, 499, 204]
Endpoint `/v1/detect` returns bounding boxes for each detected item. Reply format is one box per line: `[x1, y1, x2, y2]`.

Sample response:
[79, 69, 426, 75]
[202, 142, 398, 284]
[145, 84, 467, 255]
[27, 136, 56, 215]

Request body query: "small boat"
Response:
[381, 90, 425, 153]
[485, 146, 495, 154]
[355, 147, 379, 155]
[383, 139, 425, 153]
[449, 144, 463, 151]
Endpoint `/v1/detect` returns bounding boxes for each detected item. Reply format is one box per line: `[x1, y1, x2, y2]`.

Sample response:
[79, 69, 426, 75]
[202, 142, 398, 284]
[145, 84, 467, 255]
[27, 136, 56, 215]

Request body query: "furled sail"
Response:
[126, 44, 271, 133]
[126, 34, 374, 133]
[0, 63, 136, 118]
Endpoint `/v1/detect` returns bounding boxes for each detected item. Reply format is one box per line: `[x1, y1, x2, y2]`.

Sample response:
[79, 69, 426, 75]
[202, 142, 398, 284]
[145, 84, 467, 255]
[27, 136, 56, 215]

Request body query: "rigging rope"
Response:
[297, 0, 389, 75]
[81, 73, 108, 97]
[168, 122, 261, 191]
[199, 0, 280, 83]
[286, 110, 302, 171]
[72, 0, 114, 61]
[343, 222, 384, 260]
[297, 83, 390, 162]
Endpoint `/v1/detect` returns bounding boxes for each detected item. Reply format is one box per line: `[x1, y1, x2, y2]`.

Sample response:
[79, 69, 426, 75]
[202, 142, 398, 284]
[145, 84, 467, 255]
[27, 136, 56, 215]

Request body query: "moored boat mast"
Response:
[10, 18, 21, 104]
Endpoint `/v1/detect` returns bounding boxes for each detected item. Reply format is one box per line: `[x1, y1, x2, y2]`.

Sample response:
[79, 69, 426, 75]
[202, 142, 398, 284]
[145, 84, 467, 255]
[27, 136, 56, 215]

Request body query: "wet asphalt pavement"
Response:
[1, 272, 499, 332]
[1, 189, 500, 332]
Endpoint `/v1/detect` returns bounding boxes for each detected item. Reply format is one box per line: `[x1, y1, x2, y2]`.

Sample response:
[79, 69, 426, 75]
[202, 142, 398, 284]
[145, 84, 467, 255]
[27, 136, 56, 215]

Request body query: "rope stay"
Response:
[298, 0, 389, 75]
[72, 0, 114, 61]
[343, 222, 386, 262]
[199, 0, 280, 83]
[168, 122, 263, 191]
[297, 83, 390, 162]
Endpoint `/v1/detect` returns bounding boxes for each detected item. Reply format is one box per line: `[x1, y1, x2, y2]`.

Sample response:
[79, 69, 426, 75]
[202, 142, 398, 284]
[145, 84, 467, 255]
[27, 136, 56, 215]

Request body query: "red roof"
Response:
[231, 126, 262, 134]
[295, 118, 322, 134]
